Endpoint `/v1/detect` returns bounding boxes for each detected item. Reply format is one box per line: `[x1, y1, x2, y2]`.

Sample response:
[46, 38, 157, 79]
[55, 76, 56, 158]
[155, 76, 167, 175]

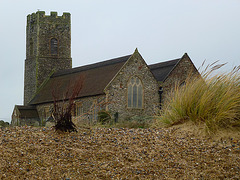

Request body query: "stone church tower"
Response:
[24, 11, 72, 105]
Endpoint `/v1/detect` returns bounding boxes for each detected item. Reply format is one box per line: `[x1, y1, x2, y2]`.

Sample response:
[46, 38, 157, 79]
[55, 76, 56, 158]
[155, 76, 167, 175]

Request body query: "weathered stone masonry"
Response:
[24, 11, 72, 105]
[36, 95, 106, 126]
[105, 50, 160, 121]
[162, 54, 199, 103]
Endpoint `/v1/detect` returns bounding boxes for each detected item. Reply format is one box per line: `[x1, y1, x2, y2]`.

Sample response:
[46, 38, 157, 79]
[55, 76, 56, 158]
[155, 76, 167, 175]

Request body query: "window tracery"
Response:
[127, 76, 143, 108]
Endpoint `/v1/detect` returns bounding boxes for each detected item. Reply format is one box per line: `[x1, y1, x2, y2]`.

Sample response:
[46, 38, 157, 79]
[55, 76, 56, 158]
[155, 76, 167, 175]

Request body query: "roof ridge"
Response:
[53, 54, 131, 77]
[149, 58, 180, 67]
[149, 58, 181, 82]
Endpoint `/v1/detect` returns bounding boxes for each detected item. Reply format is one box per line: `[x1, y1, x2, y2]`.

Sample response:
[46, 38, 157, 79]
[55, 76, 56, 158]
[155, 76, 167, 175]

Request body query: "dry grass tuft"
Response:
[155, 63, 240, 133]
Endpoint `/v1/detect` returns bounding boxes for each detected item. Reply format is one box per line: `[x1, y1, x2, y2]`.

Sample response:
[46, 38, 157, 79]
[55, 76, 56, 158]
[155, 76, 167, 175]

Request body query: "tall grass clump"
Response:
[156, 63, 240, 133]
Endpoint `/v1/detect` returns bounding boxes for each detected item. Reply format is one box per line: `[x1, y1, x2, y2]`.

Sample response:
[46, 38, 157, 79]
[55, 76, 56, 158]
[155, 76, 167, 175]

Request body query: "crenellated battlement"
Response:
[27, 11, 71, 24]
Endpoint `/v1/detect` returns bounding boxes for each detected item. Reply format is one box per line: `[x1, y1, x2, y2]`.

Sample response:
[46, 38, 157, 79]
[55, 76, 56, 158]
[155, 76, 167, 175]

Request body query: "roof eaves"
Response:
[30, 93, 106, 106]
[16, 105, 37, 110]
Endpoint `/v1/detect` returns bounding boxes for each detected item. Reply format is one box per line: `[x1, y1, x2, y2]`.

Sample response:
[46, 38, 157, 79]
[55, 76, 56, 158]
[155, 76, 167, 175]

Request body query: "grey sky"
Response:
[0, 0, 239, 122]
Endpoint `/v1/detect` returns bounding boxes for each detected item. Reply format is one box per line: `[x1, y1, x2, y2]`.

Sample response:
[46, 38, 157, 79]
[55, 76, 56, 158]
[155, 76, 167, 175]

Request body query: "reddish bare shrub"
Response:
[52, 77, 84, 132]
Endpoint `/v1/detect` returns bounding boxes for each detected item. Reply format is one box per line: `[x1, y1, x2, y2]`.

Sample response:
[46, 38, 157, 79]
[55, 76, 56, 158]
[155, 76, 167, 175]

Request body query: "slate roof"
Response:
[16, 105, 39, 118]
[149, 58, 181, 82]
[29, 55, 131, 105]
[29, 53, 184, 105]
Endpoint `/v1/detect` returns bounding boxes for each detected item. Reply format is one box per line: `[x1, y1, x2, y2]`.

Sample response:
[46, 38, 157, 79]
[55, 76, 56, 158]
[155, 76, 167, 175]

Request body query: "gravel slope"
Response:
[0, 126, 239, 179]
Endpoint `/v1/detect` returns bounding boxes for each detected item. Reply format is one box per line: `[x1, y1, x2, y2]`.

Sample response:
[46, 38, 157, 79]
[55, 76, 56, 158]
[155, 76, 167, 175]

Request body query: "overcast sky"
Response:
[0, 0, 239, 122]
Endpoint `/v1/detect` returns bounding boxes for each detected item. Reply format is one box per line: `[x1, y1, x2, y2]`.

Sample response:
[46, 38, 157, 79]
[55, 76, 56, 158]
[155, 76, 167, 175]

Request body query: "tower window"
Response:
[127, 76, 143, 108]
[50, 38, 58, 55]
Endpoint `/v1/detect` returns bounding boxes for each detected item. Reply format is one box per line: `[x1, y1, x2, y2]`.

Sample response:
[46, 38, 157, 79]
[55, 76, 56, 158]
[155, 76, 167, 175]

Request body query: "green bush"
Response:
[0, 120, 9, 127]
[97, 110, 111, 124]
[155, 65, 240, 133]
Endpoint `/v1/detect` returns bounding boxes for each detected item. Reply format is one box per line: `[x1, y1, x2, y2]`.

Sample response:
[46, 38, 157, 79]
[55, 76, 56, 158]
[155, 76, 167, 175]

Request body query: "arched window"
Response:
[127, 76, 143, 108]
[50, 38, 58, 55]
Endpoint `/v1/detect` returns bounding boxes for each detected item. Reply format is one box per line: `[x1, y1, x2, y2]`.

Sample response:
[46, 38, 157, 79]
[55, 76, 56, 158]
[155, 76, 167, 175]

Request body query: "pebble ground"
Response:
[0, 126, 239, 179]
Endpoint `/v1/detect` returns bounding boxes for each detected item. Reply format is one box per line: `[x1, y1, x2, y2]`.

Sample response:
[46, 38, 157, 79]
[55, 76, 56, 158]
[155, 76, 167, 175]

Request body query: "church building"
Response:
[11, 11, 199, 126]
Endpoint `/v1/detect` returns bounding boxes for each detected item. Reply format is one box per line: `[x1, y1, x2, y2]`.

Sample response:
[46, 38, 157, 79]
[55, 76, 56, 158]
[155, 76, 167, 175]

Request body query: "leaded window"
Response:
[127, 76, 143, 108]
[75, 103, 83, 117]
[50, 38, 58, 55]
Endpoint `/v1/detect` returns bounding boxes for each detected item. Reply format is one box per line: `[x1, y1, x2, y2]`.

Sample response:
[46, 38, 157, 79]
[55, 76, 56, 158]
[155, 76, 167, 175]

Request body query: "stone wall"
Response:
[12, 117, 40, 126]
[105, 49, 160, 121]
[72, 95, 106, 126]
[36, 95, 106, 126]
[36, 102, 53, 126]
[162, 53, 199, 102]
[24, 58, 37, 104]
[11, 111, 40, 126]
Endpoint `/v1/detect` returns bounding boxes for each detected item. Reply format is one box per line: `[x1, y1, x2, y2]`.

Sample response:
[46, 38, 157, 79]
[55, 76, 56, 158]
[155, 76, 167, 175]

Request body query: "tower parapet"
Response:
[27, 11, 71, 22]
